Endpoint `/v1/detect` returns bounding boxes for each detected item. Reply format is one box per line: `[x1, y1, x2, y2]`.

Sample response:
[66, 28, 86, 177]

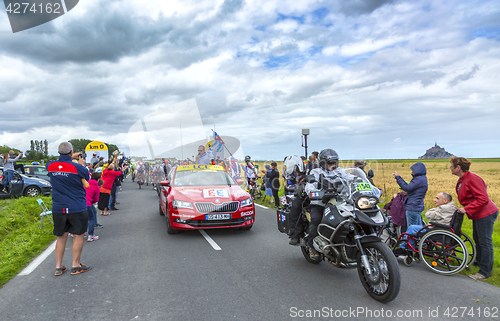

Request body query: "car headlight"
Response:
[172, 199, 193, 209]
[240, 198, 253, 207]
[356, 197, 378, 209]
[40, 181, 51, 186]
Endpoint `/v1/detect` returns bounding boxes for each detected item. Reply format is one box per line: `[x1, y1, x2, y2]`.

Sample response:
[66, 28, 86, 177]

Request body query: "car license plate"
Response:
[205, 214, 231, 220]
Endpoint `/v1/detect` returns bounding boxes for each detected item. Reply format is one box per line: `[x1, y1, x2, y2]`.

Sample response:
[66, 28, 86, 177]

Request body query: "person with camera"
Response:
[393, 162, 428, 227]
[47, 142, 91, 276]
[2, 150, 23, 193]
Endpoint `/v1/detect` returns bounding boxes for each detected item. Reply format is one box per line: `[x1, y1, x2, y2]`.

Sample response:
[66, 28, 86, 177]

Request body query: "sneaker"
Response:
[1, 188, 7, 193]
[95, 224, 104, 228]
[71, 263, 91, 275]
[289, 238, 299, 246]
[110, 207, 119, 211]
[115, 201, 120, 204]
[87, 235, 99, 242]
[309, 248, 320, 259]
[468, 273, 487, 281]
[54, 266, 67, 276]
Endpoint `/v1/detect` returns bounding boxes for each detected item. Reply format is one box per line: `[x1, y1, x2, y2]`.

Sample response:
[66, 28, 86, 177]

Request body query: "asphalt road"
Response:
[1, 178, 499, 321]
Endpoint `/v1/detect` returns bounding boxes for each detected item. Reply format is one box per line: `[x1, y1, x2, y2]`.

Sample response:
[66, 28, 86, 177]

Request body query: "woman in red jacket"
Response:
[450, 156, 498, 280]
[98, 157, 124, 216]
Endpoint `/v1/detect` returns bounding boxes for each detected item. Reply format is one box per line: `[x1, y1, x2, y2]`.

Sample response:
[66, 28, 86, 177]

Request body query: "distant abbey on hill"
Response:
[419, 142, 454, 159]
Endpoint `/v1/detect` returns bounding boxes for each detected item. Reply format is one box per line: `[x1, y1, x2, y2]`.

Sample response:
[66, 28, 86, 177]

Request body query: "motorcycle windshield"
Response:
[339, 168, 380, 202]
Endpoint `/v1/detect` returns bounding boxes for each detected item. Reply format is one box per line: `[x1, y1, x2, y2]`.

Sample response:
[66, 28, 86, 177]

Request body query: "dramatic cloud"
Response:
[0, 0, 499, 159]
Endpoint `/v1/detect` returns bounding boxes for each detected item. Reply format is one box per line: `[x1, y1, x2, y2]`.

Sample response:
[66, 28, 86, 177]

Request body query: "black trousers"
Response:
[272, 189, 279, 207]
[307, 205, 323, 247]
[289, 196, 305, 239]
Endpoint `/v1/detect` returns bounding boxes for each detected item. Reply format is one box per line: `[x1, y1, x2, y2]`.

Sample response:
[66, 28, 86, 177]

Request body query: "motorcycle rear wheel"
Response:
[357, 241, 400, 303]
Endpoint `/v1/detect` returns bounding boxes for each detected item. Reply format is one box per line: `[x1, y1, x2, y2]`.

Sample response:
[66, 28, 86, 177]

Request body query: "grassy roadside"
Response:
[0, 196, 56, 287]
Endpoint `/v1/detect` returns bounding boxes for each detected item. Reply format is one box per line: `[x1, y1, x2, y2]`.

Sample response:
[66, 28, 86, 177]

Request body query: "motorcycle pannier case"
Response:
[277, 207, 290, 233]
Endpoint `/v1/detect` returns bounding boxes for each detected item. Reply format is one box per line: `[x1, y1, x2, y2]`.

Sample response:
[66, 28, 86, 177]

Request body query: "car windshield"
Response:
[173, 170, 234, 186]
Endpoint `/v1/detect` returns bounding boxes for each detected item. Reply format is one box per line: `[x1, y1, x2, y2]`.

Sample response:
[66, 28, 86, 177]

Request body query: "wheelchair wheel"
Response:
[418, 230, 468, 275]
[403, 255, 413, 266]
[461, 233, 476, 270]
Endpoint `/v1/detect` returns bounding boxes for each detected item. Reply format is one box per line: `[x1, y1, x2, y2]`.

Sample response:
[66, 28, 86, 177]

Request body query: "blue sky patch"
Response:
[470, 27, 500, 40]
[276, 13, 305, 24]
[312, 7, 329, 21]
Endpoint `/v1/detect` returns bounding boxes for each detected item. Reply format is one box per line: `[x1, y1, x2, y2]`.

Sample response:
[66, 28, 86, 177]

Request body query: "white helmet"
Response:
[283, 155, 305, 178]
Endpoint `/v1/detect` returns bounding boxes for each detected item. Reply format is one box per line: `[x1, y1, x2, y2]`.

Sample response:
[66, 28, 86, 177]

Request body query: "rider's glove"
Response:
[321, 192, 337, 203]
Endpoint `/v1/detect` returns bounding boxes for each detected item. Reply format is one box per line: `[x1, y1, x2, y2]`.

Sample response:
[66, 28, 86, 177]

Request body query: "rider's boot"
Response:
[309, 248, 320, 259]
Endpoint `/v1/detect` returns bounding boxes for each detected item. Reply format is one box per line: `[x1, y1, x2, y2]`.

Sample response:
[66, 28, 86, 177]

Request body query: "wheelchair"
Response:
[389, 210, 476, 275]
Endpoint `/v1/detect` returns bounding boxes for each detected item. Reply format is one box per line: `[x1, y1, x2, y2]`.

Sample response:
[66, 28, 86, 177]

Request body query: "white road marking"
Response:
[199, 230, 221, 251]
[19, 240, 56, 276]
[255, 204, 271, 209]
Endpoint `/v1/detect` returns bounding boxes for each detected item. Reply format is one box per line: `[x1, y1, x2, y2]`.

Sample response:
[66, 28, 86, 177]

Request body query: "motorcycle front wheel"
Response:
[356, 241, 400, 303]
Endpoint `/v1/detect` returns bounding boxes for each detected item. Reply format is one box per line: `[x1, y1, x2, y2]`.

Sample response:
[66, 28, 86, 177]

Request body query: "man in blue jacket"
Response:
[394, 162, 428, 226]
[47, 142, 91, 276]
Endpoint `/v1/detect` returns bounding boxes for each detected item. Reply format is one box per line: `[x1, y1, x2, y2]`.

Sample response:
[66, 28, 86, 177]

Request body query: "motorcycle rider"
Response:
[304, 148, 349, 259]
[284, 155, 309, 246]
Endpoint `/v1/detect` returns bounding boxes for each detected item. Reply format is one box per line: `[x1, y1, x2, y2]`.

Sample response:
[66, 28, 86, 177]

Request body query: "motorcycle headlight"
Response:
[356, 197, 378, 209]
[172, 199, 193, 209]
[240, 198, 253, 207]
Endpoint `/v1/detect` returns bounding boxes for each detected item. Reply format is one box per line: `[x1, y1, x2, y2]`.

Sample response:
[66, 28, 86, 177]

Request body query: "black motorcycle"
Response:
[277, 168, 400, 303]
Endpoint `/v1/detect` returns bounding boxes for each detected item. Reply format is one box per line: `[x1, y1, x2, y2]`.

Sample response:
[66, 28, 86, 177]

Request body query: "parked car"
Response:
[0, 166, 52, 198]
[159, 164, 255, 234]
[23, 165, 50, 182]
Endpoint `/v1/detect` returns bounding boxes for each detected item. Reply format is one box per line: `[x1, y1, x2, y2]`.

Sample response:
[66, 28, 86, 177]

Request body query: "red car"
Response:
[159, 164, 255, 234]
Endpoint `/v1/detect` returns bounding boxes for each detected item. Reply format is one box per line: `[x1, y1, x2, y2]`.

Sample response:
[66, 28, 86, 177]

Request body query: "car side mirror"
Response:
[367, 169, 374, 179]
[237, 179, 244, 185]
[160, 180, 170, 186]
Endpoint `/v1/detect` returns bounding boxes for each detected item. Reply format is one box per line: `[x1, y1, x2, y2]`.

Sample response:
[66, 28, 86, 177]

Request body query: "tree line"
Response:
[1, 139, 120, 162]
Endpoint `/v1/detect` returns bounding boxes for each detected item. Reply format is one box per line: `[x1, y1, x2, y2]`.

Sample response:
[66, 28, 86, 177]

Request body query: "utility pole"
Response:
[302, 129, 309, 158]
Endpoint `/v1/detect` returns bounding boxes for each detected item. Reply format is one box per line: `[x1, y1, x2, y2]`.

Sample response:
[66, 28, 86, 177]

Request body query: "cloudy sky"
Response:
[0, 0, 499, 160]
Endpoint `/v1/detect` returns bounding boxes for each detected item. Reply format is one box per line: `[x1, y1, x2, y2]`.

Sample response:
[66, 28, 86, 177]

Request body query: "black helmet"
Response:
[319, 149, 339, 170]
[244, 155, 251, 162]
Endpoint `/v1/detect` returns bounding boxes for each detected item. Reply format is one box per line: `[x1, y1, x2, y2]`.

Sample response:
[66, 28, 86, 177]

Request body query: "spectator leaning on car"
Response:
[47, 142, 91, 276]
[2, 151, 22, 193]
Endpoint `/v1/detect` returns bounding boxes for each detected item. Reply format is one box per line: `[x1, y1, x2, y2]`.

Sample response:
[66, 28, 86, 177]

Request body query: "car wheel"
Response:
[166, 206, 179, 234]
[24, 186, 41, 197]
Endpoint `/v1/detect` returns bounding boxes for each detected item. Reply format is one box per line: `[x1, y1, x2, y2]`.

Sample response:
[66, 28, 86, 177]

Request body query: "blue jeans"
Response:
[472, 211, 498, 278]
[401, 225, 427, 250]
[406, 210, 423, 227]
[108, 184, 117, 208]
[3, 170, 14, 189]
[87, 205, 97, 236]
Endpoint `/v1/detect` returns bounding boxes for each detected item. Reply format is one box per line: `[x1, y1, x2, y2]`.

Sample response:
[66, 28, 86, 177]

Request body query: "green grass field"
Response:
[0, 197, 56, 287]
